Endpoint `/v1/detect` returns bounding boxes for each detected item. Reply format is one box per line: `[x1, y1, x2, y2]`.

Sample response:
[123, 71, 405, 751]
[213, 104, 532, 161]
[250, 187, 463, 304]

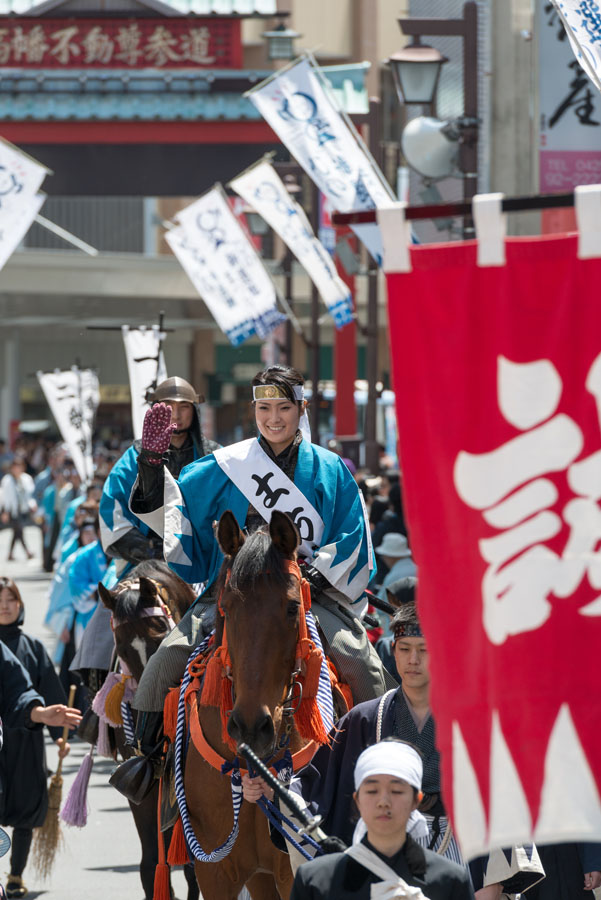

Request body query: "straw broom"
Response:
[31, 684, 77, 879]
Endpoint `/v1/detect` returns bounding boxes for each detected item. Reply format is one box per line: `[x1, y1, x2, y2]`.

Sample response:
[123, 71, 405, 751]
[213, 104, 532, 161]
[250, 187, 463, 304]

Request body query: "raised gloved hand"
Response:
[141, 403, 177, 465]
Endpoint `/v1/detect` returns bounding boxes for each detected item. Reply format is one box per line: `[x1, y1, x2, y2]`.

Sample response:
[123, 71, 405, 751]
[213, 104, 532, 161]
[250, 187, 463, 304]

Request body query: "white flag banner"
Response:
[37, 367, 99, 483]
[0, 139, 49, 271]
[231, 159, 354, 328]
[122, 325, 168, 440]
[549, 1, 601, 93]
[166, 186, 285, 346]
[0, 191, 45, 271]
[246, 56, 396, 262]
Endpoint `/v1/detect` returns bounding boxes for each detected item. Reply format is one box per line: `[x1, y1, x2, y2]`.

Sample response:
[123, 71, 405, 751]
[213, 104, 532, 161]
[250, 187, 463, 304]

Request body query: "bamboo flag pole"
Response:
[31, 684, 77, 879]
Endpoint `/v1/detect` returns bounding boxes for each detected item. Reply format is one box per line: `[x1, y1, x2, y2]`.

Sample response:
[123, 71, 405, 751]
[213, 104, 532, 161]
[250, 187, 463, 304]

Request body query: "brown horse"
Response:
[98, 559, 200, 900]
[182, 510, 326, 900]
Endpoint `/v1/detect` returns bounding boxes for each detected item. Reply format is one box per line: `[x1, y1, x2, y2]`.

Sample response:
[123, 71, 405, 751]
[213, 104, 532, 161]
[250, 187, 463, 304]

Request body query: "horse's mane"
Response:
[227, 527, 292, 594]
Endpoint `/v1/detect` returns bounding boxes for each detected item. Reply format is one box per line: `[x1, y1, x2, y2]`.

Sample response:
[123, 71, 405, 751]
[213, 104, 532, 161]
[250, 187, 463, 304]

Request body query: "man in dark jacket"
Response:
[291, 740, 474, 900]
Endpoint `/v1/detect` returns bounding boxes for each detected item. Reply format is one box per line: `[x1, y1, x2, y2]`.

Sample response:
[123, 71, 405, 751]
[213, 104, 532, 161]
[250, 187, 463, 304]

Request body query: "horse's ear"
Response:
[138, 576, 157, 602]
[217, 510, 246, 557]
[98, 582, 116, 612]
[269, 510, 300, 558]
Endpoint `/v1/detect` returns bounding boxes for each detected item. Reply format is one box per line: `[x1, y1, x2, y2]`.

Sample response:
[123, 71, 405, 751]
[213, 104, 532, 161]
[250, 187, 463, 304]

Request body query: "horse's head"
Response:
[216, 509, 301, 759]
[99, 561, 194, 681]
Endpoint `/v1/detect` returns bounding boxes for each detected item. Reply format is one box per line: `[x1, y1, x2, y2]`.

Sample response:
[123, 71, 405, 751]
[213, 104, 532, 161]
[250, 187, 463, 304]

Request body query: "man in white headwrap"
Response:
[291, 738, 474, 899]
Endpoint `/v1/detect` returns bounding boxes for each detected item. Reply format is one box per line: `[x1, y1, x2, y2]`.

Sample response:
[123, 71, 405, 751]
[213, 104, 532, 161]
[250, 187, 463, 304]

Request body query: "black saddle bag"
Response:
[109, 741, 163, 805]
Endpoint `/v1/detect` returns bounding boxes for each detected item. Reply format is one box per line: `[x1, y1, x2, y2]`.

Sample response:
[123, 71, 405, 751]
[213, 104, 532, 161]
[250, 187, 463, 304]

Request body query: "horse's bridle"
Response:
[109, 577, 175, 631]
[218, 558, 308, 753]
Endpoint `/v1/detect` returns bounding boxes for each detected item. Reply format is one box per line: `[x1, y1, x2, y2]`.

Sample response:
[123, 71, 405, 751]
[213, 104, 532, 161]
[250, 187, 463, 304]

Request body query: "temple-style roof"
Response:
[0, 63, 370, 120]
[0, 0, 276, 16]
[0, 67, 269, 117]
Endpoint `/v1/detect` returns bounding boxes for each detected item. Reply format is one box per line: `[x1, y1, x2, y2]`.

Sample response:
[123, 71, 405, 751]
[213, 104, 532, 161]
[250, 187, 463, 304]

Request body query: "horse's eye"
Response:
[287, 601, 299, 618]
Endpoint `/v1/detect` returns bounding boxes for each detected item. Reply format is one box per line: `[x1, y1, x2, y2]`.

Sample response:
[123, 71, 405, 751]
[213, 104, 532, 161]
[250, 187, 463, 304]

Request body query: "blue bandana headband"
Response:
[393, 622, 423, 640]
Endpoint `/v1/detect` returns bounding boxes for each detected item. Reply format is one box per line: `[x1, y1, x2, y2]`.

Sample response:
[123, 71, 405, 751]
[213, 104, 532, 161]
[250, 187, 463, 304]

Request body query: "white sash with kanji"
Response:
[214, 438, 324, 560]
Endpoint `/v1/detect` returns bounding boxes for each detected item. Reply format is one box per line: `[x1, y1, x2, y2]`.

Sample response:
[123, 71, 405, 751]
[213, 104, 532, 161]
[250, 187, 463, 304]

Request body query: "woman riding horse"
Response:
[129, 365, 394, 752]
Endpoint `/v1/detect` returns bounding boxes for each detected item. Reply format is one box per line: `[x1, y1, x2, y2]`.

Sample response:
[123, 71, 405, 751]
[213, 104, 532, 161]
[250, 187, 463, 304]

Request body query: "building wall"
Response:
[1, 0, 553, 445]
[243, 0, 410, 84]
[490, 0, 539, 235]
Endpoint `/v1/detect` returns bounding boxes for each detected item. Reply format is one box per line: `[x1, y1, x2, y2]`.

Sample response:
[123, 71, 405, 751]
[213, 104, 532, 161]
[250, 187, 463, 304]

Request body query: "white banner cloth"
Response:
[0, 140, 49, 271]
[37, 367, 99, 483]
[122, 325, 167, 440]
[166, 186, 285, 346]
[247, 56, 396, 261]
[231, 159, 354, 328]
[214, 438, 324, 559]
[549, 1, 601, 93]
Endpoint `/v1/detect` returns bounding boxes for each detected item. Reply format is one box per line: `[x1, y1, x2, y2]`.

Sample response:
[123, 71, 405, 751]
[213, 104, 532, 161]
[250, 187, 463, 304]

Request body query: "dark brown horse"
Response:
[183, 510, 323, 900]
[98, 559, 199, 900]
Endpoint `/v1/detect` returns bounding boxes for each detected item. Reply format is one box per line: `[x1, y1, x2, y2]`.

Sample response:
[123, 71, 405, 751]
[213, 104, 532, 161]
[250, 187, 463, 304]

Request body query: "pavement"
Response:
[0, 525, 191, 900]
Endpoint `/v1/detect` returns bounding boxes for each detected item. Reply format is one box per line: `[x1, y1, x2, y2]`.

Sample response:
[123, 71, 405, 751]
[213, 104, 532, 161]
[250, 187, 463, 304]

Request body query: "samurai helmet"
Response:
[149, 377, 204, 405]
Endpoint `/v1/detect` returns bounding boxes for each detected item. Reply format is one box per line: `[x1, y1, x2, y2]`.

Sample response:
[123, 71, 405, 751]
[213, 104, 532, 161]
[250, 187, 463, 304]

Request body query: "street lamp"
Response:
[387, 37, 448, 110]
[262, 19, 302, 62]
[280, 173, 301, 368]
[392, 1, 479, 237]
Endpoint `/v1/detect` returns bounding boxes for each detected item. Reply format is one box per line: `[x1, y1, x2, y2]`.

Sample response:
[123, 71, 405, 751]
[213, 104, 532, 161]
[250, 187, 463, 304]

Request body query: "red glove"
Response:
[141, 403, 177, 465]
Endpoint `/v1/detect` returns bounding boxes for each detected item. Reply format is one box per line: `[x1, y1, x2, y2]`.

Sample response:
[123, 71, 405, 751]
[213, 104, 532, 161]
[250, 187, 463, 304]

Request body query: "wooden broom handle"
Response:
[56, 684, 77, 777]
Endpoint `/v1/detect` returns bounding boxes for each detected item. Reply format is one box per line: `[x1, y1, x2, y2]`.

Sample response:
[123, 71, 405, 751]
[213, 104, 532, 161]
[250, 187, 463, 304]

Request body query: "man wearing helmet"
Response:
[99, 377, 220, 571]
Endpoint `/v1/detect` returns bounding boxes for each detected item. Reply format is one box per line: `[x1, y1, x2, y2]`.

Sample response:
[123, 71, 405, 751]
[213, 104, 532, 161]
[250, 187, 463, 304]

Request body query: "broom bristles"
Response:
[30, 774, 64, 880]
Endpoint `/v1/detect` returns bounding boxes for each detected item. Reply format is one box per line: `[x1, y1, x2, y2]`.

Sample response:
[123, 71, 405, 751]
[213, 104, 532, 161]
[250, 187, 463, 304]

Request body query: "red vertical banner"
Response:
[386, 233, 601, 858]
[334, 228, 357, 437]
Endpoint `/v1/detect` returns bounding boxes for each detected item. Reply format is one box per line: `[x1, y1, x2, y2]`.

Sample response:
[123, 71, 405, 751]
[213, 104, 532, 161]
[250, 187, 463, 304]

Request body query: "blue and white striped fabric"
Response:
[121, 700, 136, 745]
[305, 608, 334, 735]
[413, 814, 464, 866]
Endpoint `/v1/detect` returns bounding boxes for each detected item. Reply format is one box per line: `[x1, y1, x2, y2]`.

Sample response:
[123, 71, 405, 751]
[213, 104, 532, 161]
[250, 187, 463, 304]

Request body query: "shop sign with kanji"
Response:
[0, 17, 241, 69]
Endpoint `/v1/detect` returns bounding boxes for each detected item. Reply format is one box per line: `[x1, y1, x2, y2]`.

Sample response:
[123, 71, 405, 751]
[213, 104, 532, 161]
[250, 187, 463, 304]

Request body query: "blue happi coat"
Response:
[99, 444, 153, 554]
[146, 437, 374, 604]
[100, 441, 205, 555]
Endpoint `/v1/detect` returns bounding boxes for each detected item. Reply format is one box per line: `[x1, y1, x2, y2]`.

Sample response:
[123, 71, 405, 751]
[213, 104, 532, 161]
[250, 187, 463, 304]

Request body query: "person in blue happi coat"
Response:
[71, 377, 221, 697]
[99, 376, 220, 578]
[130, 365, 394, 745]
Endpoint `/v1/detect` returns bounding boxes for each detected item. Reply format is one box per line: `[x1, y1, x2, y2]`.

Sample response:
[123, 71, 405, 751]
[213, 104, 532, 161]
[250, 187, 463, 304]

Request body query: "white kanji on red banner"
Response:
[454, 353, 601, 644]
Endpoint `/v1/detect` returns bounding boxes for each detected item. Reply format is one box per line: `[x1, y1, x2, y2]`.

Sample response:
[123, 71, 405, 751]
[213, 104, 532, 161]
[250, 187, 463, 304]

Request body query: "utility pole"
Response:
[364, 97, 382, 475]
[309, 180, 321, 442]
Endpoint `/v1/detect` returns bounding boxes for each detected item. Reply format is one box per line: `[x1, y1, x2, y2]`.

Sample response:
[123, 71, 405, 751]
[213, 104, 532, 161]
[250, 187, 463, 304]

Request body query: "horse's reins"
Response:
[171, 558, 333, 864]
